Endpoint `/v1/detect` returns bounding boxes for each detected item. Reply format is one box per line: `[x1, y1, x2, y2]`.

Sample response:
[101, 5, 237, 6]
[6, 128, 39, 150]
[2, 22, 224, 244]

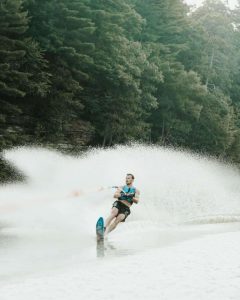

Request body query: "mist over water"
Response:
[0, 144, 240, 280]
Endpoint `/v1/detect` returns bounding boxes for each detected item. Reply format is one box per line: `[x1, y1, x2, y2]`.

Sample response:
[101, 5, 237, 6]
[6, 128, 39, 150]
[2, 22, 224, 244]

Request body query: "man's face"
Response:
[126, 175, 133, 185]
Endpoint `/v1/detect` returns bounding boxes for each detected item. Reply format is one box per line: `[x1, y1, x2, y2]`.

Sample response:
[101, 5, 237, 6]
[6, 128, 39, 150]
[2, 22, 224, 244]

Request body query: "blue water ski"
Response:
[96, 217, 104, 240]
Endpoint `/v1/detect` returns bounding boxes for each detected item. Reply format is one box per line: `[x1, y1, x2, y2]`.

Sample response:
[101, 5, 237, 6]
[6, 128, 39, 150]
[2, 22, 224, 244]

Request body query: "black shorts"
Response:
[112, 200, 131, 222]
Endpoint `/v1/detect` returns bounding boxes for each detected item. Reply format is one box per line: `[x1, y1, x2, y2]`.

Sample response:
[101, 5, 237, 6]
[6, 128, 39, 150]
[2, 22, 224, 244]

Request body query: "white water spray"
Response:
[0, 144, 240, 280]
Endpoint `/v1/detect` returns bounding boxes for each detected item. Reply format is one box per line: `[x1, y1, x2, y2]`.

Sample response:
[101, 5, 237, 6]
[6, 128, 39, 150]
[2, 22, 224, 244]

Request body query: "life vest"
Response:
[118, 185, 136, 204]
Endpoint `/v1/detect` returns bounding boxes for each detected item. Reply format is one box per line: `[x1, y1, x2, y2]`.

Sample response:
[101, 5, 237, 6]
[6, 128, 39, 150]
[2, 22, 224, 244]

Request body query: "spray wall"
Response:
[0, 144, 240, 280]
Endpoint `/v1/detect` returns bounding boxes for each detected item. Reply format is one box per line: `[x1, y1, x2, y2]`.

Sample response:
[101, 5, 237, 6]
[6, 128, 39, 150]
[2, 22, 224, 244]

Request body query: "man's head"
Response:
[126, 173, 135, 185]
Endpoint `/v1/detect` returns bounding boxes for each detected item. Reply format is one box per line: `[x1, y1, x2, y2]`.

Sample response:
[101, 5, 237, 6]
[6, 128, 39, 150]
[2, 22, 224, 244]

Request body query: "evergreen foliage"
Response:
[2, 0, 240, 180]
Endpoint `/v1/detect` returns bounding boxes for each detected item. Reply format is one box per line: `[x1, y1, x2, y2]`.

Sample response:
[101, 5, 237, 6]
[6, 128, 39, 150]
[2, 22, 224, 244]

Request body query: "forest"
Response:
[1, 0, 240, 180]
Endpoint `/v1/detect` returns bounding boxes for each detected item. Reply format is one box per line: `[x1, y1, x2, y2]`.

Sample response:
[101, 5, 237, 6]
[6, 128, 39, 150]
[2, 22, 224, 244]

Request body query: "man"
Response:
[105, 173, 140, 235]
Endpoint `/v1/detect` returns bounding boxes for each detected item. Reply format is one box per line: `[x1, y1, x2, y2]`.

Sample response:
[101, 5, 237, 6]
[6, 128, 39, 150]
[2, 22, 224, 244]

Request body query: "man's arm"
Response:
[132, 189, 140, 204]
[113, 186, 123, 199]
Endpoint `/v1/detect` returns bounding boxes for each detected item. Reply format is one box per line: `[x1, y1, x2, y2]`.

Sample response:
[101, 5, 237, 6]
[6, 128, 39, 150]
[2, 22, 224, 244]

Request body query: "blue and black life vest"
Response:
[118, 185, 136, 204]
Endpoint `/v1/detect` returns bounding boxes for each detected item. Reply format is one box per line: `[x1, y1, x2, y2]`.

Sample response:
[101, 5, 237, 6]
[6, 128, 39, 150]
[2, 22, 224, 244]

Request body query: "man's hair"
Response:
[127, 173, 135, 180]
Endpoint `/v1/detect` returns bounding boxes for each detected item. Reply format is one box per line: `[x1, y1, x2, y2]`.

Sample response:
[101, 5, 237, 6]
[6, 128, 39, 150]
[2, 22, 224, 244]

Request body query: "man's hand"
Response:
[124, 192, 135, 197]
[132, 189, 140, 204]
[114, 187, 123, 198]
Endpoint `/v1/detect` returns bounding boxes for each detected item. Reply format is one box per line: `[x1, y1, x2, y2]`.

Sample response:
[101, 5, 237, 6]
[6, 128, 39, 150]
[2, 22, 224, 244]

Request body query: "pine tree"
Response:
[133, 0, 238, 157]
[0, 0, 49, 148]
[187, 0, 236, 92]
[134, 0, 204, 145]
[25, 0, 95, 145]
[81, 0, 162, 146]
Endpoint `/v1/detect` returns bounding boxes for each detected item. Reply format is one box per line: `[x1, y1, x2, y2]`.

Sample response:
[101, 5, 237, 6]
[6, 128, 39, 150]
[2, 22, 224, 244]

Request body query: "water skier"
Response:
[104, 174, 140, 235]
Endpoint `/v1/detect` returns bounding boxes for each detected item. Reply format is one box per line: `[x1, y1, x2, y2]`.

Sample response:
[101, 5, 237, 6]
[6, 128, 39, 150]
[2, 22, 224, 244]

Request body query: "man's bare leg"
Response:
[106, 214, 125, 234]
[105, 207, 118, 232]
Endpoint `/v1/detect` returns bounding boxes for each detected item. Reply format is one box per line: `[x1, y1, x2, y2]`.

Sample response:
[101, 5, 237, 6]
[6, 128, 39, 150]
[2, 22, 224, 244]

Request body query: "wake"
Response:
[0, 144, 240, 278]
[1, 144, 240, 227]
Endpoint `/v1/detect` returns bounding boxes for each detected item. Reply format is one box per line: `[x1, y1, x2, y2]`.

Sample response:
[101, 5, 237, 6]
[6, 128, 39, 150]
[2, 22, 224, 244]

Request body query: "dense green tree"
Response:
[25, 0, 95, 144]
[82, 0, 162, 146]
[150, 64, 207, 145]
[188, 90, 236, 156]
[187, 0, 236, 93]
[133, 0, 239, 157]
[133, 0, 205, 145]
[0, 0, 49, 148]
[2, 0, 240, 181]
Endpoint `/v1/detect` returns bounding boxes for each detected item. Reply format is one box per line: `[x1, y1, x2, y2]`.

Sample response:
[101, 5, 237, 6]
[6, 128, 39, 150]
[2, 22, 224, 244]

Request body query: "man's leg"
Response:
[107, 213, 125, 234]
[105, 207, 118, 230]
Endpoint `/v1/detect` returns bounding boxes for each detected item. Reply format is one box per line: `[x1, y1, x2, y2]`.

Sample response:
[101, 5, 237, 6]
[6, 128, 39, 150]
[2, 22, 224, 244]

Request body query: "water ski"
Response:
[96, 217, 104, 241]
